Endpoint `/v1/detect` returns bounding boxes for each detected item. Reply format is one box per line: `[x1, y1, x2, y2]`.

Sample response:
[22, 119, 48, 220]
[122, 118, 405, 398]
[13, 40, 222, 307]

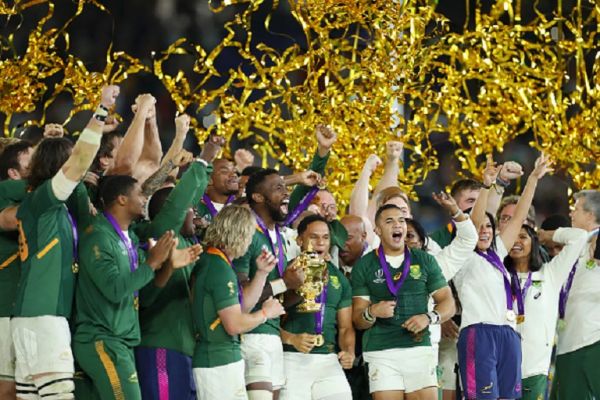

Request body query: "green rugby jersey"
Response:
[351, 248, 447, 351]
[233, 227, 287, 335]
[0, 179, 27, 318]
[283, 262, 352, 354]
[137, 161, 211, 357]
[192, 251, 242, 368]
[74, 214, 154, 346]
[14, 181, 92, 318]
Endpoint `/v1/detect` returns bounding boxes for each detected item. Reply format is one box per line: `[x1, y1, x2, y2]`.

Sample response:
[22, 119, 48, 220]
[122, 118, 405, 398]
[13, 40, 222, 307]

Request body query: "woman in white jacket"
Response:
[503, 224, 588, 400]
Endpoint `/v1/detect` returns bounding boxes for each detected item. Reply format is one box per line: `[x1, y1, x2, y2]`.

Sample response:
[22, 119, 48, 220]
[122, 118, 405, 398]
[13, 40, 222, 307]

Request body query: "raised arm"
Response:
[160, 114, 189, 166]
[486, 161, 524, 216]
[471, 155, 502, 231]
[539, 227, 589, 288]
[366, 141, 404, 225]
[499, 153, 552, 251]
[432, 192, 478, 280]
[107, 94, 155, 176]
[288, 124, 336, 212]
[133, 104, 163, 182]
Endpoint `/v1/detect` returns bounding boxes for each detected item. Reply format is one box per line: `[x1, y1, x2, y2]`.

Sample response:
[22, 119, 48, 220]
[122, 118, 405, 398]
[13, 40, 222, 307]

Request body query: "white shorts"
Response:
[11, 316, 74, 381]
[241, 333, 285, 388]
[0, 317, 15, 380]
[364, 347, 438, 394]
[279, 352, 352, 400]
[193, 360, 247, 400]
[438, 337, 458, 390]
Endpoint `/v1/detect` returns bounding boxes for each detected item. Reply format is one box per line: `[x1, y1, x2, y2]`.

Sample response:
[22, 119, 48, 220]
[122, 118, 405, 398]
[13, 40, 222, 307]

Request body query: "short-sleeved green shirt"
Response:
[136, 161, 210, 356]
[74, 214, 154, 346]
[14, 180, 91, 318]
[283, 262, 352, 354]
[351, 248, 447, 351]
[192, 251, 241, 368]
[233, 227, 287, 335]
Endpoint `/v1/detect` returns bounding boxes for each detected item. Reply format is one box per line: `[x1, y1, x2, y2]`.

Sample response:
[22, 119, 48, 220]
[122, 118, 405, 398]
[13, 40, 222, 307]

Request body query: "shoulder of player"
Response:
[409, 247, 437, 266]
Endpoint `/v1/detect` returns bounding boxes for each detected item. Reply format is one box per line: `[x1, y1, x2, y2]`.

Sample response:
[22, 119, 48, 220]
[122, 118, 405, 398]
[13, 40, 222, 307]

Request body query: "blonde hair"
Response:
[375, 186, 410, 209]
[204, 205, 256, 259]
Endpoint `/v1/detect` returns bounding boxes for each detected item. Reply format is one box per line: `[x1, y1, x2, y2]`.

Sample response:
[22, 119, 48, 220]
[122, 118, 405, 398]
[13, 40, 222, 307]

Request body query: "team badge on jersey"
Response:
[330, 275, 341, 289]
[227, 281, 235, 295]
[373, 269, 386, 283]
[410, 264, 422, 279]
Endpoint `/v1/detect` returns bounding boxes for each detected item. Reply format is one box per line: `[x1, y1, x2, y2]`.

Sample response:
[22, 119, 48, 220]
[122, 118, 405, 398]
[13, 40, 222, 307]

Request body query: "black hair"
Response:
[374, 204, 404, 224]
[504, 224, 544, 273]
[148, 187, 172, 220]
[0, 140, 33, 180]
[541, 214, 571, 230]
[405, 218, 428, 251]
[450, 179, 482, 198]
[297, 214, 329, 236]
[27, 138, 73, 189]
[98, 175, 138, 209]
[245, 168, 279, 206]
[465, 207, 497, 251]
[241, 166, 263, 177]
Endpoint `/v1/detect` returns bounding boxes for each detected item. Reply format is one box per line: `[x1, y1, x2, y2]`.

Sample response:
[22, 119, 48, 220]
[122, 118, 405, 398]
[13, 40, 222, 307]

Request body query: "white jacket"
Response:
[516, 227, 589, 377]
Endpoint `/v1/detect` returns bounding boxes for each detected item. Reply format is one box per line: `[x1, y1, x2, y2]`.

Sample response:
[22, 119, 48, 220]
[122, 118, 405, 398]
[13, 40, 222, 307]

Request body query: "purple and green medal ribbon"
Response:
[314, 278, 329, 337]
[103, 212, 139, 299]
[376, 245, 411, 297]
[202, 194, 235, 218]
[284, 186, 319, 226]
[511, 271, 532, 319]
[475, 249, 514, 317]
[66, 210, 78, 263]
[559, 261, 578, 320]
[254, 213, 285, 276]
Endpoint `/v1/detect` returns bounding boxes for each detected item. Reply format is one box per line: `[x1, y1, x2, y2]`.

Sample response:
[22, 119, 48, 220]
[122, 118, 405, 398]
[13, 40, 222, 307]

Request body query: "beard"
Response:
[265, 197, 286, 222]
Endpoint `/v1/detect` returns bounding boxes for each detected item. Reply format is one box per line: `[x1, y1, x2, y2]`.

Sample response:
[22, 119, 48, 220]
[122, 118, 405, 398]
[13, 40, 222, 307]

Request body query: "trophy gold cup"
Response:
[295, 242, 328, 313]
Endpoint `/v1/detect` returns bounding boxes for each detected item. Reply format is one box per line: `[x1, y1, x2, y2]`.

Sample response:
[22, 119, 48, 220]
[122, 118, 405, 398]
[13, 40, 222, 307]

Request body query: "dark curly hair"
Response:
[27, 138, 73, 189]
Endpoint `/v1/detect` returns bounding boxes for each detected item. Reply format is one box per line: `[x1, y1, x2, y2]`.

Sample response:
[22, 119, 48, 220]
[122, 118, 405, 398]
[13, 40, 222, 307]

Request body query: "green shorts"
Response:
[551, 340, 600, 400]
[73, 339, 141, 400]
[521, 374, 547, 400]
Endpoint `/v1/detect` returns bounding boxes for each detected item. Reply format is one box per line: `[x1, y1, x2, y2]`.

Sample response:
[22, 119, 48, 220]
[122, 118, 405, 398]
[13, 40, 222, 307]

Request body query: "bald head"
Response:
[339, 214, 367, 267]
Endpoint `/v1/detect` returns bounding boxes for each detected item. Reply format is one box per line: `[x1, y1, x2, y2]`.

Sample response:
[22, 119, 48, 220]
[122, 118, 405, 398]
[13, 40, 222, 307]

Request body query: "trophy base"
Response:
[296, 299, 321, 313]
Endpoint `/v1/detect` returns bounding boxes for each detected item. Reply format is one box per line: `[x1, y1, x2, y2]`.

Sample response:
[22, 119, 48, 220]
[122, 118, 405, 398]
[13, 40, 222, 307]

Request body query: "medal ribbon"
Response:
[475, 249, 514, 313]
[376, 245, 411, 297]
[511, 271, 532, 318]
[202, 194, 235, 218]
[314, 275, 329, 335]
[559, 261, 578, 320]
[207, 247, 243, 308]
[103, 212, 139, 298]
[283, 187, 319, 226]
[65, 209, 78, 263]
[254, 213, 285, 276]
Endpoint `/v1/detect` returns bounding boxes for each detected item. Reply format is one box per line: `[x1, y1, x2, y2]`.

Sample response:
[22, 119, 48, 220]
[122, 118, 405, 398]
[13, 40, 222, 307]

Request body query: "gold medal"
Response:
[516, 315, 525, 324]
[314, 334, 324, 347]
[558, 319, 567, 330]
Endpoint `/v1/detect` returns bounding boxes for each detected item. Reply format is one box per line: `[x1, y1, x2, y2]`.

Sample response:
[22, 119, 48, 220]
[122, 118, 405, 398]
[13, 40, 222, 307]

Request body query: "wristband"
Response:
[363, 306, 375, 323]
[195, 157, 208, 167]
[97, 104, 110, 114]
[93, 113, 107, 122]
[426, 310, 441, 325]
[450, 209, 462, 220]
[496, 176, 510, 188]
[481, 183, 492, 190]
[270, 279, 287, 296]
[492, 183, 505, 195]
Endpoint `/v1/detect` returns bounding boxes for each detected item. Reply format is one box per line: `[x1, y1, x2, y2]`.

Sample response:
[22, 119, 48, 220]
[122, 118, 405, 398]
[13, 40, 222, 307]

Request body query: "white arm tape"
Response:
[195, 158, 208, 167]
[270, 279, 287, 296]
[79, 128, 102, 146]
[51, 170, 79, 201]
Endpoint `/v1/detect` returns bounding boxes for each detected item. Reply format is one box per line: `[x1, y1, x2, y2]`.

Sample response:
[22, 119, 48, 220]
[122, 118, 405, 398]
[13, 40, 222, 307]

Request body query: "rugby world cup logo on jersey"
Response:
[373, 269, 386, 283]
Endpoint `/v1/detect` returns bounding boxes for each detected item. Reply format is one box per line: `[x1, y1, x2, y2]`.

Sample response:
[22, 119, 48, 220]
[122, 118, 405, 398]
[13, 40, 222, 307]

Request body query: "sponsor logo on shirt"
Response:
[227, 281, 235, 296]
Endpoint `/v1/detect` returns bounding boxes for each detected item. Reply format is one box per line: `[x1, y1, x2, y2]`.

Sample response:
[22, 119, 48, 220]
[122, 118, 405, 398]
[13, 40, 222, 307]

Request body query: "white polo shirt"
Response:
[516, 228, 588, 378]
[453, 237, 512, 330]
[557, 228, 600, 355]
